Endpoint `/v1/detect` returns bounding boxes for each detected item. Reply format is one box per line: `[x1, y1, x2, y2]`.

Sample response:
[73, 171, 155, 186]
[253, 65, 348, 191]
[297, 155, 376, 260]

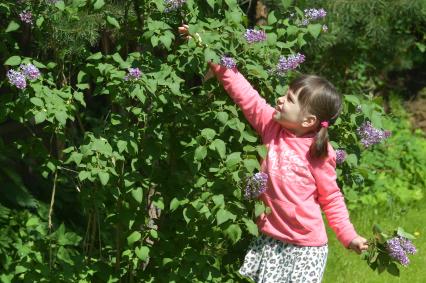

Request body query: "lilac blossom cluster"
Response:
[386, 236, 417, 266]
[244, 172, 268, 200]
[357, 121, 392, 148]
[164, 0, 186, 13]
[124, 68, 142, 81]
[19, 10, 33, 24]
[219, 56, 236, 69]
[335, 149, 347, 164]
[304, 8, 327, 21]
[300, 8, 327, 26]
[7, 63, 41, 90]
[244, 29, 267, 44]
[20, 63, 41, 80]
[7, 70, 27, 90]
[274, 53, 305, 75]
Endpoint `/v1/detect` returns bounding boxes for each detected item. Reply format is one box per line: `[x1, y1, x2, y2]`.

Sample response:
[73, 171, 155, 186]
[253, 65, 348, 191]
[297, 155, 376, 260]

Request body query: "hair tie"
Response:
[320, 121, 329, 128]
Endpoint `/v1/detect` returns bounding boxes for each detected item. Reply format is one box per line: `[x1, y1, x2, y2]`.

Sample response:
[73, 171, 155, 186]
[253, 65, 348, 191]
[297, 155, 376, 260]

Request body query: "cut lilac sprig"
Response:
[244, 172, 268, 200]
[386, 236, 417, 266]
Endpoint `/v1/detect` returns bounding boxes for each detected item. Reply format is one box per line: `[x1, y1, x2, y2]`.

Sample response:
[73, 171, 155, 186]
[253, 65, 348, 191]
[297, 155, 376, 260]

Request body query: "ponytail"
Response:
[309, 126, 329, 159]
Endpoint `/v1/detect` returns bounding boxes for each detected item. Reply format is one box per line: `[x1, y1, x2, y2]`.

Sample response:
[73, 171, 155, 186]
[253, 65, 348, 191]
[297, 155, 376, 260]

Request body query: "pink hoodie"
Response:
[210, 63, 359, 248]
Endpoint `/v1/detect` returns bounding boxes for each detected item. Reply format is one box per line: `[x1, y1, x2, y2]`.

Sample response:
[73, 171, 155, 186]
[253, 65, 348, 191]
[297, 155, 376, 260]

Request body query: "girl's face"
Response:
[273, 89, 306, 130]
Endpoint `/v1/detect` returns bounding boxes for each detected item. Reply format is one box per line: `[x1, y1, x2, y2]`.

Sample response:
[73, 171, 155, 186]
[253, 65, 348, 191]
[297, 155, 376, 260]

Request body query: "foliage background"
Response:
[0, 0, 425, 282]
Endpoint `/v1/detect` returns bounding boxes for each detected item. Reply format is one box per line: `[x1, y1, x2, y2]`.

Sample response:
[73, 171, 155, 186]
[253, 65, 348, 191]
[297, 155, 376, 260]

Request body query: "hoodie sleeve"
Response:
[311, 148, 359, 248]
[209, 62, 275, 139]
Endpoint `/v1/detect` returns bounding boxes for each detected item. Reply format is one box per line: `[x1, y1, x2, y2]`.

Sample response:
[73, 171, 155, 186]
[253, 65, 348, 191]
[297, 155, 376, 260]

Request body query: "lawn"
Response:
[323, 203, 425, 283]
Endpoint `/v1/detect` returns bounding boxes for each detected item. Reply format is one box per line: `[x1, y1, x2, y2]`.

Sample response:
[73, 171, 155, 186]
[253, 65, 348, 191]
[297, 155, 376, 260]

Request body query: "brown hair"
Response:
[289, 74, 342, 160]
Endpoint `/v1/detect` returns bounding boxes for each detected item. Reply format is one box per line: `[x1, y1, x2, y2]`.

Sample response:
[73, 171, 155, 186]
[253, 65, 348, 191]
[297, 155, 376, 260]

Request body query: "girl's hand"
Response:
[348, 236, 369, 254]
[178, 24, 191, 40]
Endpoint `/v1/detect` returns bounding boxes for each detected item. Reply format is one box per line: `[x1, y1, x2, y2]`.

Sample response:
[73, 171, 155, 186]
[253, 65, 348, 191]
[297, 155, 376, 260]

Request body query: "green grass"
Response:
[323, 203, 425, 283]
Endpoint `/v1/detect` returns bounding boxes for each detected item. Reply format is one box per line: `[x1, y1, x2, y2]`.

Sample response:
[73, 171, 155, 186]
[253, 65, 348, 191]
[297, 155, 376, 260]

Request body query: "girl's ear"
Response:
[301, 114, 317, 128]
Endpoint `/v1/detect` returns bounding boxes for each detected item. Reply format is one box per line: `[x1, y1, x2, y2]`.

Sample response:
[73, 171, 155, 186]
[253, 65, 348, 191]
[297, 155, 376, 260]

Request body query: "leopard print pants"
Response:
[238, 234, 328, 283]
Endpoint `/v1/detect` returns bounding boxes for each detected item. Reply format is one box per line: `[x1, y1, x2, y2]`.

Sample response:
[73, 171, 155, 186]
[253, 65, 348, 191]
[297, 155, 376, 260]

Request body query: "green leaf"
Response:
[131, 187, 143, 204]
[170, 198, 180, 212]
[256, 145, 267, 159]
[216, 112, 229, 124]
[386, 262, 400, 276]
[224, 224, 242, 244]
[34, 112, 46, 124]
[93, 0, 105, 10]
[87, 52, 103, 60]
[243, 159, 260, 173]
[212, 194, 225, 208]
[255, 202, 267, 217]
[55, 1, 65, 11]
[281, 0, 292, 8]
[212, 139, 226, 159]
[225, 152, 241, 169]
[26, 217, 40, 227]
[117, 140, 127, 153]
[98, 171, 110, 186]
[127, 231, 141, 245]
[5, 21, 19, 33]
[107, 16, 120, 28]
[194, 146, 207, 161]
[307, 24, 322, 38]
[242, 218, 259, 236]
[201, 128, 216, 141]
[55, 111, 68, 125]
[135, 246, 150, 261]
[36, 17, 44, 27]
[267, 11, 277, 25]
[30, 97, 44, 107]
[207, 0, 215, 9]
[78, 171, 90, 181]
[345, 154, 358, 167]
[4, 56, 21, 66]
[216, 208, 236, 225]
[345, 95, 361, 106]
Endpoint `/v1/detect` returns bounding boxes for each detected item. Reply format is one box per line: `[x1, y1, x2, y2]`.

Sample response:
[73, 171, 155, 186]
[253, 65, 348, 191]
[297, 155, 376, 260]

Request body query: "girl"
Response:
[179, 26, 369, 283]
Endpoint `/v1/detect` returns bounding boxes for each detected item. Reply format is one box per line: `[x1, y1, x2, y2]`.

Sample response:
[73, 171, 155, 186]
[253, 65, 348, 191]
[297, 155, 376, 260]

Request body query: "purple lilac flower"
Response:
[357, 121, 392, 148]
[20, 63, 40, 80]
[322, 24, 328, 32]
[275, 53, 305, 75]
[399, 236, 417, 255]
[7, 70, 27, 90]
[304, 8, 327, 20]
[124, 67, 142, 81]
[244, 172, 268, 200]
[164, 0, 186, 12]
[386, 236, 417, 266]
[244, 29, 267, 44]
[335, 149, 347, 165]
[19, 10, 33, 24]
[220, 56, 236, 69]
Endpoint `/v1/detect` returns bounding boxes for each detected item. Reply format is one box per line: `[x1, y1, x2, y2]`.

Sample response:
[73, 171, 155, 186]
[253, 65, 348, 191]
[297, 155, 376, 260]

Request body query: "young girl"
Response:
[179, 25, 369, 283]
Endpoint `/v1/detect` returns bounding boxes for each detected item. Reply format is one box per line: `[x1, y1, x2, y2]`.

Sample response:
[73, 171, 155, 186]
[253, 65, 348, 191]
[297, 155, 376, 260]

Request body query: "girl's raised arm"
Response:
[209, 62, 275, 139]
